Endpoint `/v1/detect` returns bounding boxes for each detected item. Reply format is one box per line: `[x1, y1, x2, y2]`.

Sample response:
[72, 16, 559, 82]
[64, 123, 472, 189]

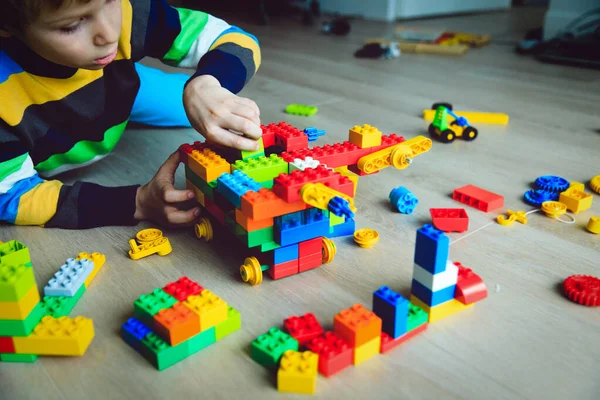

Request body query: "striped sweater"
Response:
[0, 0, 260, 229]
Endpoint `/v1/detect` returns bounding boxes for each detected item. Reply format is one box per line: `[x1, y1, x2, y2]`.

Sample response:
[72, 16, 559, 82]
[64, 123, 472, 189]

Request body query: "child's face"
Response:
[22, 0, 123, 70]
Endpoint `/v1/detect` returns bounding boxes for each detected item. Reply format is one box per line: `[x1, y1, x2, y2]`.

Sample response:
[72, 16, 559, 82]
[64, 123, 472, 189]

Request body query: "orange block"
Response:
[241, 188, 307, 220]
[187, 148, 231, 182]
[334, 304, 382, 347]
[153, 303, 201, 346]
[235, 209, 274, 231]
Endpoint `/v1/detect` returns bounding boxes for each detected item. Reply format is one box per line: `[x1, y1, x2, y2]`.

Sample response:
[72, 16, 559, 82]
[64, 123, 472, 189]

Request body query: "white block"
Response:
[289, 157, 320, 172]
[412, 260, 458, 291]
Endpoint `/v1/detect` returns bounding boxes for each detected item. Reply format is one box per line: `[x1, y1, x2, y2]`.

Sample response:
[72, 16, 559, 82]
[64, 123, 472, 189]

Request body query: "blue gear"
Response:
[523, 189, 558, 206]
[389, 186, 419, 214]
[303, 127, 326, 142]
[534, 175, 569, 193]
[328, 196, 354, 219]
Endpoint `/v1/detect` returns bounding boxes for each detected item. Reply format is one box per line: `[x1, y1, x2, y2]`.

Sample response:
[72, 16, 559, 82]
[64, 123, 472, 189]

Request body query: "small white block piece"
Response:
[289, 156, 321, 172]
[44, 258, 94, 297]
[412, 260, 458, 292]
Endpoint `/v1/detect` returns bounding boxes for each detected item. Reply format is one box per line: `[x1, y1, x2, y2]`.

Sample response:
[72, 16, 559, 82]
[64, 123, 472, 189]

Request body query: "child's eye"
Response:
[60, 23, 81, 34]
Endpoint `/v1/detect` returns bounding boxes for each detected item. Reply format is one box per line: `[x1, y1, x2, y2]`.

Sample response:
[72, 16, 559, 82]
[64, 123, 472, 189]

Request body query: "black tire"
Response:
[440, 129, 456, 143]
[462, 126, 478, 141]
[428, 123, 438, 136]
[432, 102, 453, 111]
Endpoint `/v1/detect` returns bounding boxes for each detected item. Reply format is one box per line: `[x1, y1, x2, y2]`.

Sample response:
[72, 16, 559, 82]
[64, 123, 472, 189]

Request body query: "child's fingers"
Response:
[222, 114, 262, 140]
[163, 187, 195, 203]
[232, 103, 261, 127]
[166, 207, 201, 225]
[157, 151, 181, 177]
[211, 126, 261, 151]
[236, 97, 260, 117]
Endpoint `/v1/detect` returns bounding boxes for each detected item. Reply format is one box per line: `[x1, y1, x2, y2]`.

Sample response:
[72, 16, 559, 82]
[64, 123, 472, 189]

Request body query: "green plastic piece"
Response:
[184, 165, 216, 200]
[251, 327, 298, 368]
[140, 332, 190, 371]
[215, 307, 241, 341]
[0, 263, 36, 302]
[0, 302, 45, 337]
[407, 303, 428, 331]
[0, 353, 38, 363]
[330, 213, 345, 227]
[0, 240, 31, 266]
[432, 106, 450, 131]
[259, 180, 274, 189]
[241, 137, 265, 160]
[231, 154, 288, 182]
[187, 327, 216, 354]
[285, 104, 318, 117]
[260, 241, 280, 252]
[41, 284, 86, 318]
[133, 289, 178, 326]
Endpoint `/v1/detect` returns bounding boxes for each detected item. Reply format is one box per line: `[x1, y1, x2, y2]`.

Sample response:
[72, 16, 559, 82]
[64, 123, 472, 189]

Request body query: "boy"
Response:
[0, 0, 262, 229]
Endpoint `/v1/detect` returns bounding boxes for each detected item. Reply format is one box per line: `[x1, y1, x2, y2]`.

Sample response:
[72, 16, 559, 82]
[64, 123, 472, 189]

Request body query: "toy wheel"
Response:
[440, 129, 455, 143]
[390, 144, 413, 170]
[322, 237, 337, 264]
[240, 257, 263, 286]
[194, 217, 213, 242]
[136, 228, 163, 243]
[463, 127, 478, 141]
[432, 102, 453, 111]
[428, 123, 438, 136]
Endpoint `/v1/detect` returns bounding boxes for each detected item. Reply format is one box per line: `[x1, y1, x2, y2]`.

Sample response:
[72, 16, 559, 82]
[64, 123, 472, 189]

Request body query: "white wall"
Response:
[319, 0, 396, 21]
[543, 0, 600, 39]
[396, 0, 511, 18]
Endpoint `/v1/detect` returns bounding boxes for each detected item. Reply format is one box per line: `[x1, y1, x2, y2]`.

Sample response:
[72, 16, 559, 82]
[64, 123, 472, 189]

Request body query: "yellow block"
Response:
[349, 124, 382, 148]
[559, 189, 593, 214]
[423, 109, 509, 125]
[0, 284, 40, 320]
[13, 316, 95, 356]
[183, 289, 228, 331]
[354, 335, 380, 365]
[334, 166, 358, 195]
[186, 179, 206, 206]
[75, 252, 106, 288]
[277, 350, 318, 395]
[410, 296, 473, 323]
[586, 216, 600, 234]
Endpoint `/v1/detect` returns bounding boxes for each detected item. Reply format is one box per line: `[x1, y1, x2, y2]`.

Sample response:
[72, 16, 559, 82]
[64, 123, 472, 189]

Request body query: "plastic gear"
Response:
[540, 201, 567, 219]
[328, 196, 354, 219]
[353, 228, 379, 248]
[563, 275, 600, 306]
[523, 189, 558, 206]
[590, 175, 600, 194]
[534, 175, 570, 193]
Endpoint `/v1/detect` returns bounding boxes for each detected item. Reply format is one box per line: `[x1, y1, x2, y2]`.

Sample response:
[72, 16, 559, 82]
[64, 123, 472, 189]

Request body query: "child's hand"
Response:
[183, 75, 262, 151]
[134, 151, 200, 226]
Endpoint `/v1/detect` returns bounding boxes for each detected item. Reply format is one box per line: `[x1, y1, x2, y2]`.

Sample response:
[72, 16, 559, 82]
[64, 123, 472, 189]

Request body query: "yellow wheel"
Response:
[353, 228, 380, 248]
[390, 144, 412, 170]
[541, 201, 567, 219]
[194, 217, 213, 241]
[322, 237, 337, 264]
[590, 175, 600, 194]
[240, 257, 263, 286]
[136, 228, 163, 243]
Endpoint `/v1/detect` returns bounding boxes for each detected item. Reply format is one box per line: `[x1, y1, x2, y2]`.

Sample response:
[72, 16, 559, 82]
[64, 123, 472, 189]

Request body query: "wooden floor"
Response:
[2, 7, 600, 400]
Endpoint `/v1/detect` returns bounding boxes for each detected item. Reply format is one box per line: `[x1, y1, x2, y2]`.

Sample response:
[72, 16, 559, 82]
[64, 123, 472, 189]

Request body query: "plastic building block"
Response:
[133, 289, 178, 326]
[540, 200, 569, 219]
[423, 109, 509, 124]
[213, 190, 237, 212]
[162, 277, 203, 302]
[41, 285, 85, 318]
[277, 350, 319, 394]
[215, 306, 241, 340]
[140, 331, 190, 371]
[0, 240, 31, 267]
[353, 228, 379, 248]
[303, 127, 326, 142]
[563, 275, 599, 307]
[187, 179, 206, 206]
[203, 196, 226, 225]
[535, 175, 570, 193]
[587, 216, 600, 234]
[240, 137, 265, 160]
[328, 196, 355, 220]
[298, 238, 322, 258]
[0, 302, 45, 337]
[349, 124, 382, 149]
[43, 258, 93, 298]
[306, 331, 353, 377]
[285, 104, 318, 117]
[591, 175, 600, 194]
[334, 166, 358, 195]
[275, 209, 330, 246]
[0, 336, 15, 353]
[453, 184, 504, 212]
[273, 165, 354, 203]
[328, 218, 356, 238]
[334, 304, 382, 348]
[0, 264, 36, 302]
[268, 259, 299, 280]
[373, 286, 409, 339]
[74, 252, 106, 288]
[12, 316, 94, 356]
[413, 260, 459, 292]
[235, 209, 274, 232]
[411, 278, 456, 307]
[185, 165, 216, 200]
[284, 313, 324, 345]
[559, 188, 592, 214]
[330, 212, 347, 228]
[121, 317, 153, 353]
[380, 323, 428, 354]
[273, 244, 299, 265]
[414, 224, 449, 274]
[390, 186, 419, 214]
[251, 327, 299, 368]
[260, 241, 280, 252]
[267, 122, 309, 152]
[241, 188, 307, 221]
[232, 154, 289, 182]
[407, 303, 428, 331]
[301, 183, 357, 216]
[0, 353, 38, 362]
[289, 156, 321, 173]
[430, 208, 469, 232]
[0, 284, 40, 320]
[410, 296, 473, 323]
[128, 233, 172, 261]
[298, 253, 322, 272]
[153, 302, 201, 346]
[217, 170, 261, 208]
[233, 224, 274, 249]
[357, 136, 432, 174]
[353, 336, 380, 365]
[183, 290, 228, 331]
[523, 189, 558, 206]
[240, 257, 267, 286]
[454, 262, 488, 304]
[185, 147, 231, 183]
[568, 181, 585, 192]
[187, 327, 216, 354]
[496, 210, 528, 226]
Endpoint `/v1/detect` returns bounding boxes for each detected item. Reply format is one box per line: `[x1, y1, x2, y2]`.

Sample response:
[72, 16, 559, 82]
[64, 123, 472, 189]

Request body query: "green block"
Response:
[41, 284, 86, 318]
[141, 332, 190, 371]
[251, 327, 298, 369]
[260, 241, 280, 252]
[407, 303, 428, 331]
[231, 154, 288, 182]
[241, 137, 265, 160]
[285, 104, 318, 117]
[330, 213, 345, 227]
[0, 240, 31, 266]
[259, 180, 274, 189]
[0, 263, 36, 302]
[184, 165, 216, 200]
[230, 222, 274, 249]
[187, 327, 216, 354]
[133, 289, 178, 326]
[0, 353, 38, 363]
[0, 302, 45, 337]
[215, 307, 241, 341]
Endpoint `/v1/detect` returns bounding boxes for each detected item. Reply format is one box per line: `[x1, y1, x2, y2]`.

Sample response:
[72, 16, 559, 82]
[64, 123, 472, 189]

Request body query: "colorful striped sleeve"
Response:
[135, 0, 261, 94]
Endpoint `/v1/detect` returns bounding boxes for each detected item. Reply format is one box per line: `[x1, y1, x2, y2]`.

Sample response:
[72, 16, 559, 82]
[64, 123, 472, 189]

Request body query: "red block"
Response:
[262, 130, 275, 148]
[430, 208, 469, 233]
[284, 313, 324, 345]
[348, 164, 377, 176]
[453, 185, 504, 213]
[306, 331, 353, 377]
[380, 323, 428, 354]
[0, 336, 15, 353]
[299, 253, 322, 273]
[163, 276, 204, 302]
[272, 166, 354, 203]
[262, 122, 308, 152]
[298, 237, 322, 258]
[267, 259, 298, 280]
[454, 262, 488, 304]
[203, 196, 225, 224]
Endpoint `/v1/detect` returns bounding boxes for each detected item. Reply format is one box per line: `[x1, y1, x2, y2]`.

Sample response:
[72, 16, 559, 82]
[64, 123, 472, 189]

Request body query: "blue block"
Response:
[275, 209, 330, 246]
[327, 218, 356, 238]
[44, 258, 94, 297]
[273, 244, 299, 264]
[390, 186, 419, 214]
[217, 170, 261, 208]
[122, 317, 153, 353]
[303, 127, 326, 142]
[411, 279, 456, 306]
[373, 286, 409, 339]
[414, 224, 449, 274]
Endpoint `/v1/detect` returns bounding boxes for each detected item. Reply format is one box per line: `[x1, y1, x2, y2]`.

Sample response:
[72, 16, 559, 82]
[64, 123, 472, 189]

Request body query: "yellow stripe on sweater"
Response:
[116, 0, 133, 61]
[210, 32, 261, 72]
[15, 180, 63, 226]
